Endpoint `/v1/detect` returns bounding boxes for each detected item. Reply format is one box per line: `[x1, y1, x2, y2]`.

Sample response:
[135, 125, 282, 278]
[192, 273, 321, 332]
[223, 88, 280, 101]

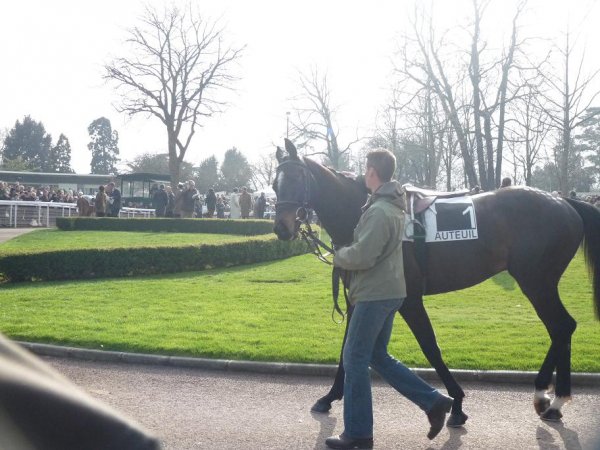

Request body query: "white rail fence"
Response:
[0, 201, 155, 228]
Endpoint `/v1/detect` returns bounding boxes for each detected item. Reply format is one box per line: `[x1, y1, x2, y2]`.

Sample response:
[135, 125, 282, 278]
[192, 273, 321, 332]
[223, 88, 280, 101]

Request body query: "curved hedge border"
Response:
[56, 217, 274, 235]
[0, 236, 309, 282]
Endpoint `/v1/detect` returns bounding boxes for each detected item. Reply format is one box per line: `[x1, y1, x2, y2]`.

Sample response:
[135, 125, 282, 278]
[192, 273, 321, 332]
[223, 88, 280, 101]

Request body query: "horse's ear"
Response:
[276, 146, 284, 163]
[284, 138, 298, 159]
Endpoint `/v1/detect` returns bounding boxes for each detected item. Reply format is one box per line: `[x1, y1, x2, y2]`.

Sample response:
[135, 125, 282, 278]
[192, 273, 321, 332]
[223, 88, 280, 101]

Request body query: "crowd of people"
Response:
[0, 181, 78, 203]
[150, 181, 271, 219]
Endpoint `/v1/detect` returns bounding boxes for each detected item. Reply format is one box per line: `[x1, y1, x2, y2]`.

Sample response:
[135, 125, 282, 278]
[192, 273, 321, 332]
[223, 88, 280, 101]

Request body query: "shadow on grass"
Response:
[491, 271, 517, 291]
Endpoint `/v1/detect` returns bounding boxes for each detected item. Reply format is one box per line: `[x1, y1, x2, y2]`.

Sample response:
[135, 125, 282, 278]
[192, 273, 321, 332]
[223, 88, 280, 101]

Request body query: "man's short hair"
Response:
[366, 149, 396, 182]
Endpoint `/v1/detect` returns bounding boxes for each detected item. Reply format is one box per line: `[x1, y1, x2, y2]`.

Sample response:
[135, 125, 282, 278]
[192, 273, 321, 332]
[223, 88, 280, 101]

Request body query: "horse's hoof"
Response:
[540, 408, 563, 422]
[534, 397, 551, 416]
[311, 400, 332, 413]
[446, 412, 468, 428]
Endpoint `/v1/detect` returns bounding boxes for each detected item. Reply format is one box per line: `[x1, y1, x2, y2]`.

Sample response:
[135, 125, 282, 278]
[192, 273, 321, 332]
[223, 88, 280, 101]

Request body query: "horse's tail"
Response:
[565, 198, 600, 320]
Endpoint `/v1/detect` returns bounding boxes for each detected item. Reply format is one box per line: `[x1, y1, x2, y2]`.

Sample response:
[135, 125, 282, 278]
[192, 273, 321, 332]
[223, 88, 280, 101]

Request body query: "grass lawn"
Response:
[0, 229, 252, 254]
[0, 248, 598, 372]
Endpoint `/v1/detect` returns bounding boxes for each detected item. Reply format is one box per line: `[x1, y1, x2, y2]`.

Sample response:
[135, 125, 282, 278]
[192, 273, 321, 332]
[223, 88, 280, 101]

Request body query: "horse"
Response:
[272, 139, 600, 426]
[76, 196, 95, 217]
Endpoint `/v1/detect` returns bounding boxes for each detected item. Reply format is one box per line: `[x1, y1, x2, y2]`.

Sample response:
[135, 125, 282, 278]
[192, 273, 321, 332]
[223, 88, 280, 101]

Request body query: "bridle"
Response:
[275, 159, 334, 262]
[274, 159, 312, 217]
[275, 158, 347, 322]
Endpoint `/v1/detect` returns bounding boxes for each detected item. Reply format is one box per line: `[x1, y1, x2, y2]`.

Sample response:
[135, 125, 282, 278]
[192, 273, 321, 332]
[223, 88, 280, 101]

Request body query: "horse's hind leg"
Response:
[399, 295, 468, 427]
[519, 283, 577, 421]
[311, 305, 354, 413]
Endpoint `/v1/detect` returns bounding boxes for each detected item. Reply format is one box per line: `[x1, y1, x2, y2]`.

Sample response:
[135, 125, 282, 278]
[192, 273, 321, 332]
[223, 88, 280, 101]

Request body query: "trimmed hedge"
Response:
[0, 236, 309, 282]
[56, 217, 274, 235]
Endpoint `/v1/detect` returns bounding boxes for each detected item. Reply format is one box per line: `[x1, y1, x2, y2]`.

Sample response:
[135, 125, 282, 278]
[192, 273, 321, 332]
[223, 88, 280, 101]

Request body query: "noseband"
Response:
[274, 159, 313, 219]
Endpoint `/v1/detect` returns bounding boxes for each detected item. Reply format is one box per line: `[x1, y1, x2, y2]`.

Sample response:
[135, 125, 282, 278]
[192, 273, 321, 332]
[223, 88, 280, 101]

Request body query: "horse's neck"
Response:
[308, 162, 364, 246]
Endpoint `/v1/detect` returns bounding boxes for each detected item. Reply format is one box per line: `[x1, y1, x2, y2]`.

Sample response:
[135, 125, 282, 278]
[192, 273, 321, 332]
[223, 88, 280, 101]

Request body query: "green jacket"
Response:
[333, 181, 407, 304]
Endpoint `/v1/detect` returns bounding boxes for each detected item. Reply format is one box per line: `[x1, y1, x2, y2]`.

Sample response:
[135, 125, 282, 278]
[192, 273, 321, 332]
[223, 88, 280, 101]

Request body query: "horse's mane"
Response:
[303, 157, 368, 195]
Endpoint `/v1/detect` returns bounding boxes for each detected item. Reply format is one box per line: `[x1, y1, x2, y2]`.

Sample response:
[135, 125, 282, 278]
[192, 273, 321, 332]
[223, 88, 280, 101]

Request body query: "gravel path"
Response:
[47, 356, 600, 450]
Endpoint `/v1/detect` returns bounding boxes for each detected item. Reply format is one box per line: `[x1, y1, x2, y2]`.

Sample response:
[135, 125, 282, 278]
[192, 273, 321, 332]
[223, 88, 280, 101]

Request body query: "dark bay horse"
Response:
[273, 139, 600, 425]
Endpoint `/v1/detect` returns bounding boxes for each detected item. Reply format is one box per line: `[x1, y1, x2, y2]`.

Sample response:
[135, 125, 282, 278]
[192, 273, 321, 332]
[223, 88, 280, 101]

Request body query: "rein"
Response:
[275, 158, 348, 323]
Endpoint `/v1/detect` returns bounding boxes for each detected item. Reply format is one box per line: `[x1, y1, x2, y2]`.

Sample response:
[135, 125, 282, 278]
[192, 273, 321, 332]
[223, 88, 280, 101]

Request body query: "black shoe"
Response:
[325, 434, 373, 449]
[427, 395, 454, 440]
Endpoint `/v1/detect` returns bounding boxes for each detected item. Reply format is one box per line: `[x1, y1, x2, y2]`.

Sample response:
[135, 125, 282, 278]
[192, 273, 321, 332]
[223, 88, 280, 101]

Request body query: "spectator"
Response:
[205, 188, 217, 218]
[569, 190, 577, 199]
[173, 183, 184, 218]
[216, 197, 225, 218]
[106, 182, 121, 217]
[193, 193, 203, 218]
[229, 188, 241, 219]
[153, 184, 169, 217]
[95, 186, 108, 217]
[239, 187, 252, 219]
[165, 186, 176, 217]
[180, 180, 197, 218]
[254, 192, 267, 219]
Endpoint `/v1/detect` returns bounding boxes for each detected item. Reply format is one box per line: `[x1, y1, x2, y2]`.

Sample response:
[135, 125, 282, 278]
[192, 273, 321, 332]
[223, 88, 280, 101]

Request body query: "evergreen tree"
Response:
[195, 155, 220, 192]
[88, 117, 119, 174]
[574, 112, 600, 188]
[47, 134, 74, 173]
[220, 147, 252, 191]
[2, 116, 52, 171]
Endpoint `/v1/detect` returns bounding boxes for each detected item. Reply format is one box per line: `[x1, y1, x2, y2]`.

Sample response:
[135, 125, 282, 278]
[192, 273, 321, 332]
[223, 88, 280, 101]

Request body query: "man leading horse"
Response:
[324, 149, 453, 449]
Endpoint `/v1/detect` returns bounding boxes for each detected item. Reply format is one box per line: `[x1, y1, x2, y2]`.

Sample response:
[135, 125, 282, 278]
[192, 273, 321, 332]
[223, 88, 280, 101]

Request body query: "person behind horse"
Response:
[95, 185, 108, 217]
[326, 149, 453, 449]
[500, 177, 512, 188]
[239, 187, 253, 219]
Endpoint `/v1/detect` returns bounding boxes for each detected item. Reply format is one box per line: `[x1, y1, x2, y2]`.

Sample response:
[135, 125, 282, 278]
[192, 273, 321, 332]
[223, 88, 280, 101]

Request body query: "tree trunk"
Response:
[470, 2, 487, 190]
[483, 112, 496, 190]
[168, 132, 181, 188]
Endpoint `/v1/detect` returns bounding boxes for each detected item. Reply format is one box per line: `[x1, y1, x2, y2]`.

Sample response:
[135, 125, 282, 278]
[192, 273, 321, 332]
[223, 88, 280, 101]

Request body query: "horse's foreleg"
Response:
[311, 305, 353, 413]
[399, 296, 468, 427]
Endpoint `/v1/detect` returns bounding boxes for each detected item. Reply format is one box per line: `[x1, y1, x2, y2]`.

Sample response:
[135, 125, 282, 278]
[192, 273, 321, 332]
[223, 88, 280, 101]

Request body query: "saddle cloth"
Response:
[402, 185, 478, 243]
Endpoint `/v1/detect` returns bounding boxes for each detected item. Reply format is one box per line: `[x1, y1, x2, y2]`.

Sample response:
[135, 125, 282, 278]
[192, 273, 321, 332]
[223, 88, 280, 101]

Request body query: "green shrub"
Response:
[0, 236, 309, 282]
[56, 217, 274, 235]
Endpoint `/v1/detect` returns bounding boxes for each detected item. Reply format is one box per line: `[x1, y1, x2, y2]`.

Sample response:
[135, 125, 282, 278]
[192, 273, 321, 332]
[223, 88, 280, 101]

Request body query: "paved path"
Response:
[46, 356, 600, 450]
[0, 227, 37, 243]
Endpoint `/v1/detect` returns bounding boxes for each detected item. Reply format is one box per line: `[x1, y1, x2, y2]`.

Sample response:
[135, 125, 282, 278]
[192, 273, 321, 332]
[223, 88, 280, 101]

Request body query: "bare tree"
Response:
[400, 11, 479, 188]
[397, 0, 529, 190]
[537, 30, 600, 193]
[505, 82, 551, 185]
[104, 4, 243, 186]
[250, 153, 278, 191]
[290, 68, 359, 170]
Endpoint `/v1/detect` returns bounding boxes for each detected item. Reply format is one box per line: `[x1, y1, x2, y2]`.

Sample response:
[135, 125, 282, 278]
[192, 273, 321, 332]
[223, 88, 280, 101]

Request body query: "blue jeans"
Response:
[343, 298, 442, 438]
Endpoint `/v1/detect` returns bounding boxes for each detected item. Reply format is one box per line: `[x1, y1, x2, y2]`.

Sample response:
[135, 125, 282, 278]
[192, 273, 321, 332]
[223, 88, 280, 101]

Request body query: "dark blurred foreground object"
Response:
[0, 333, 160, 450]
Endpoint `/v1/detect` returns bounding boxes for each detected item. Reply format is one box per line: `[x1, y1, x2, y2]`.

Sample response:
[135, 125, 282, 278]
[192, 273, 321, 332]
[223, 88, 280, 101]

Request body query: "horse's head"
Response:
[272, 139, 312, 240]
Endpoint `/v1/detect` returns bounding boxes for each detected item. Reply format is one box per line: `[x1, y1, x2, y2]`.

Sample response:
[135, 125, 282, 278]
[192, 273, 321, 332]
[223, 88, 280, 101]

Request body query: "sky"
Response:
[1, 0, 599, 175]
